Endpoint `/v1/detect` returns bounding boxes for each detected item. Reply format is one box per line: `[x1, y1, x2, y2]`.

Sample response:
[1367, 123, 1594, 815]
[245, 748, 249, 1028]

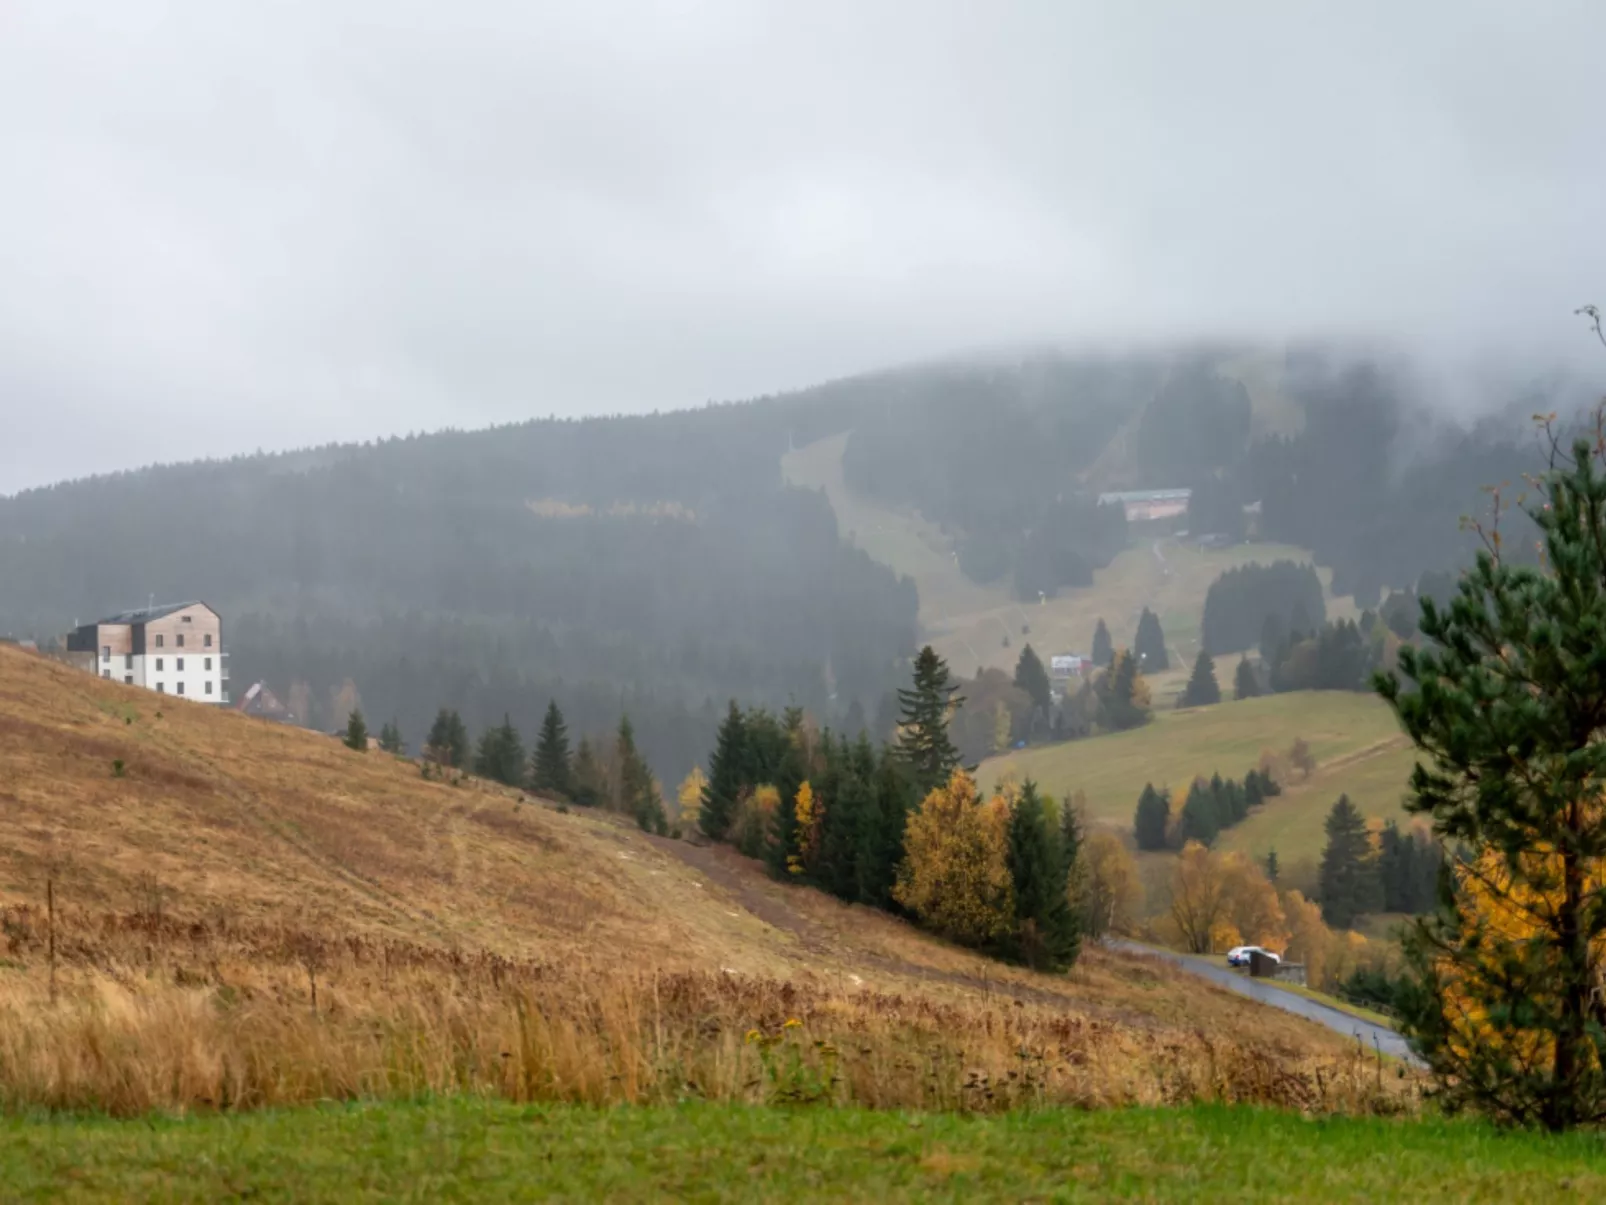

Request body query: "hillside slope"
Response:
[979, 692, 1415, 861]
[0, 644, 1373, 1077]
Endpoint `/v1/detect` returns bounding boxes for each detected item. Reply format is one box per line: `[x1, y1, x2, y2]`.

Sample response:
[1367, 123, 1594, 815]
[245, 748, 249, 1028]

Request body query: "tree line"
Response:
[696, 645, 1085, 971]
[1133, 765, 1282, 852]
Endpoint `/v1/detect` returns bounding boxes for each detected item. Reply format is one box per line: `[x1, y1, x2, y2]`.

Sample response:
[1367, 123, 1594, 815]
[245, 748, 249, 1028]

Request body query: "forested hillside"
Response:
[0, 343, 1562, 781]
[0, 400, 916, 781]
[839, 345, 1553, 606]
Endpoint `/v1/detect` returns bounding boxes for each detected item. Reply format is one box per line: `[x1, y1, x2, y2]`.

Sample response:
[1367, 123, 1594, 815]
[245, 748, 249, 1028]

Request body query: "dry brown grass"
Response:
[0, 645, 1417, 1116]
[0, 907, 1409, 1118]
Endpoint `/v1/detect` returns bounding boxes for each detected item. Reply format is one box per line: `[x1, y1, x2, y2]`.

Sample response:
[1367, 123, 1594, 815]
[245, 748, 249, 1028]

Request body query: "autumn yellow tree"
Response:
[1081, 829, 1143, 938]
[676, 767, 708, 828]
[787, 781, 823, 877]
[894, 769, 1015, 948]
[1167, 841, 1230, 953]
[1167, 843, 1287, 954]
[1282, 889, 1332, 988]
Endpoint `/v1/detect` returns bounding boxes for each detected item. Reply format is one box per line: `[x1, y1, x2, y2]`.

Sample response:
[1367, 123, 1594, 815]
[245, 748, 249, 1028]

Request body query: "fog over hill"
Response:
[3, 2, 1605, 494]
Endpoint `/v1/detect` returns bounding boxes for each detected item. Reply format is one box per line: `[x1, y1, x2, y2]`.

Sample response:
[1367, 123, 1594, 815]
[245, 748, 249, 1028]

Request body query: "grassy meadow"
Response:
[979, 691, 1417, 861]
[8, 1099, 1604, 1203]
[0, 643, 1396, 1120]
[781, 429, 1358, 687]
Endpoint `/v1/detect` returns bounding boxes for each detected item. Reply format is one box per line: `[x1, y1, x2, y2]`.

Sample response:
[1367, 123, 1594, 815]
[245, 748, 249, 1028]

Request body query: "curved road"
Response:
[1109, 940, 1421, 1065]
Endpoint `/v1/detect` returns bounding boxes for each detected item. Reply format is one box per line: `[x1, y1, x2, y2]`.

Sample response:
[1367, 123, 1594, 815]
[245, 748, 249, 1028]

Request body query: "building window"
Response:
[101, 645, 110, 660]
[124, 675, 133, 685]
[155, 658, 163, 671]
[177, 682, 185, 696]
[125, 654, 133, 669]
[205, 681, 213, 695]
[156, 683, 165, 693]
[155, 635, 164, 648]
[204, 657, 212, 671]
[204, 634, 213, 647]
[177, 634, 185, 648]
[182, 615, 193, 623]
[176, 658, 184, 671]
[102, 670, 110, 679]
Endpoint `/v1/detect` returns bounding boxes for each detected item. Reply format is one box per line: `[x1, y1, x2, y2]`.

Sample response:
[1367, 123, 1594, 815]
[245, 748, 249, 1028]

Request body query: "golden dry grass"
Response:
[0, 644, 1413, 1116]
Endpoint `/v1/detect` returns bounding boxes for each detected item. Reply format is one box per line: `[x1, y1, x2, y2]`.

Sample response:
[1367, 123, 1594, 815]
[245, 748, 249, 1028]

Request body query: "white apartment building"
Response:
[65, 601, 229, 704]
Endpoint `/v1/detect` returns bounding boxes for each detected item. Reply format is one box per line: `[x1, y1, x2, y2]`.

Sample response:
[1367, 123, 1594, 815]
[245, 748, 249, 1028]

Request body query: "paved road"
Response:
[1109, 940, 1422, 1065]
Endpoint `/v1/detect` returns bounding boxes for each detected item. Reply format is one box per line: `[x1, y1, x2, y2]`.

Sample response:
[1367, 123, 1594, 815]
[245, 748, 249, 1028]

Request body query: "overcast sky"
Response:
[2, 1, 1603, 494]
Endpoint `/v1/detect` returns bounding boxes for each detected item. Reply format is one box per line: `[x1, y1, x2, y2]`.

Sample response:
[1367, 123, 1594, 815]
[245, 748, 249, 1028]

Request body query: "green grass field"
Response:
[7, 1098, 1603, 1202]
[980, 692, 1418, 861]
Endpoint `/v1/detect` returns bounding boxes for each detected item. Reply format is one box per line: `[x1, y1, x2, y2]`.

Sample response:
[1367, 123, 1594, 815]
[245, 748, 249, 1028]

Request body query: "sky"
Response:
[2, 1, 1604, 494]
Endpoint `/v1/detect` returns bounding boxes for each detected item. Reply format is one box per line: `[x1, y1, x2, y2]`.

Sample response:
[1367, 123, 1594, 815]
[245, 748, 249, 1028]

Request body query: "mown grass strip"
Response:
[5, 1098, 1605, 1203]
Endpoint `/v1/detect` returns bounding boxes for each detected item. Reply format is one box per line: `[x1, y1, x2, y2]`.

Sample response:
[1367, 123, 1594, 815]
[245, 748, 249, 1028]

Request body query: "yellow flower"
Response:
[783, 1018, 803, 1030]
[745, 1028, 762, 1044]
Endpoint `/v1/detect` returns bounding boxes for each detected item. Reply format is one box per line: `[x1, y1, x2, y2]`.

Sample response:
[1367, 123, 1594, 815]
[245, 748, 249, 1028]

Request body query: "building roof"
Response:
[1096, 488, 1192, 505]
[96, 601, 211, 625]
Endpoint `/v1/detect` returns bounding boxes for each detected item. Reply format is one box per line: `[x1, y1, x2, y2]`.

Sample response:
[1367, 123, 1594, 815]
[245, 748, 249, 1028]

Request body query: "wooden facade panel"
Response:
[144, 604, 221, 652]
[95, 624, 133, 656]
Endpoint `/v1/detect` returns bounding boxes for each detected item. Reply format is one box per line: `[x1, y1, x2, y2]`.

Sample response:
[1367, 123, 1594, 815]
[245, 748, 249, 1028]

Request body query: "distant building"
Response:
[1050, 653, 1091, 679]
[65, 601, 229, 704]
[1097, 488, 1192, 523]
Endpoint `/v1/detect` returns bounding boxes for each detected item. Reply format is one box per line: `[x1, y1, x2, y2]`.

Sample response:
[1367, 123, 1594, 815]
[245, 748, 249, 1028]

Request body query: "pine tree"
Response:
[1180, 649, 1221, 707]
[1265, 848, 1280, 883]
[615, 715, 666, 833]
[571, 736, 606, 807]
[896, 646, 964, 796]
[1234, 655, 1262, 700]
[1134, 783, 1171, 851]
[1006, 782, 1081, 970]
[344, 709, 368, 751]
[474, 714, 525, 787]
[1317, 795, 1381, 929]
[1134, 607, 1169, 671]
[1013, 643, 1053, 717]
[1091, 618, 1114, 668]
[699, 702, 746, 840]
[1179, 778, 1220, 846]
[377, 719, 403, 754]
[529, 700, 574, 798]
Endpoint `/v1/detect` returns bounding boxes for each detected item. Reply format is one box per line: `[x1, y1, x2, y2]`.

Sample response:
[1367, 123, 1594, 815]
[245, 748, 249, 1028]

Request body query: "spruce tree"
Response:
[896, 646, 964, 797]
[426, 708, 469, 768]
[862, 741, 915, 908]
[699, 702, 747, 840]
[474, 714, 525, 787]
[1091, 618, 1113, 668]
[529, 700, 574, 797]
[1180, 649, 1221, 707]
[1265, 848, 1280, 883]
[377, 719, 403, 754]
[1134, 607, 1169, 671]
[1095, 650, 1151, 731]
[1179, 778, 1220, 846]
[571, 736, 606, 807]
[1013, 643, 1053, 717]
[615, 715, 666, 833]
[1006, 782, 1080, 970]
[344, 709, 368, 752]
[1133, 783, 1171, 851]
[1234, 655, 1262, 700]
[1317, 794, 1380, 928]
[1243, 769, 1264, 808]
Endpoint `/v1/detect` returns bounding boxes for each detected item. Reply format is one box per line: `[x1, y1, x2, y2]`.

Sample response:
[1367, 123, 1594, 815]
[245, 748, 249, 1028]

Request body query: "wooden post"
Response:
[46, 876, 57, 1005]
